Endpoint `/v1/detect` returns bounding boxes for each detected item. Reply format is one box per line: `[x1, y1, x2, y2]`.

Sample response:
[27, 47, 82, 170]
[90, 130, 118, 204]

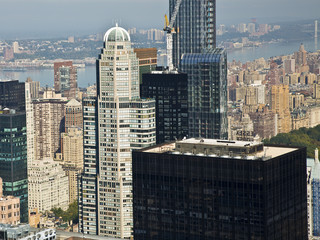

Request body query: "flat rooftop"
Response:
[177, 138, 261, 148]
[142, 138, 298, 161]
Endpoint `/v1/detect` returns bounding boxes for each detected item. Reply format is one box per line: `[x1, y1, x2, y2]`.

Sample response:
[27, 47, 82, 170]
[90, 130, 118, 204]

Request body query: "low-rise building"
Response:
[0, 178, 20, 225]
[0, 224, 55, 240]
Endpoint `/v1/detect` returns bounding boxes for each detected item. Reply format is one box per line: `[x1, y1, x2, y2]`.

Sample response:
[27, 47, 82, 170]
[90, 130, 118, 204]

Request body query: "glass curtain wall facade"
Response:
[141, 72, 188, 144]
[133, 142, 308, 240]
[170, 0, 216, 68]
[79, 26, 156, 239]
[180, 48, 228, 139]
[0, 80, 25, 112]
[0, 111, 28, 223]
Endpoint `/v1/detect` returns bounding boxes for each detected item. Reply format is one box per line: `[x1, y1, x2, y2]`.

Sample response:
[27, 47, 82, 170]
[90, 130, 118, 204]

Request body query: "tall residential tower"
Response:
[170, 0, 216, 67]
[180, 48, 228, 139]
[79, 25, 156, 238]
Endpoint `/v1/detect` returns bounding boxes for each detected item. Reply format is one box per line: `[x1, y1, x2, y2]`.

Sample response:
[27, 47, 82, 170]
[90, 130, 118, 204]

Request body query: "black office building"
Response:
[141, 72, 188, 144]
[0, 80, 25, 112]
[0, 109, 28, 222]
[133, 138, 307, 240]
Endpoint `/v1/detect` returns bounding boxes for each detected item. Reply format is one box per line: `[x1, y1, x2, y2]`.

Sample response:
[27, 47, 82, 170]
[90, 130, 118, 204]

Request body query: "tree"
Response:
[51, 201, 79, 225]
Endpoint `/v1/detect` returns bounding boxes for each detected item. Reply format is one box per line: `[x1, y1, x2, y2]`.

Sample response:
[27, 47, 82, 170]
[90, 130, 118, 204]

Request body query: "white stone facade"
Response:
[79, 25, 156, 238]
[28, 158, 69, 212]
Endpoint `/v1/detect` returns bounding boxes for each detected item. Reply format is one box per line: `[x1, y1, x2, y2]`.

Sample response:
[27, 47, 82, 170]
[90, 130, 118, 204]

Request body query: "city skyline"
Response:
[0, 0, 319, 39]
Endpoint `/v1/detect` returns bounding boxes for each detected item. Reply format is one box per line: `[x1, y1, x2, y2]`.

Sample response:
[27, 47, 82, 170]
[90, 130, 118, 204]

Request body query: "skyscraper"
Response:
[0, 80, 25, 112]
[170, 0, 216, 68]
[33, 99, 67, 160]
[79, 25, 156, 238]
[133, 138, 308, 240]
[180, 48, 228, 139]
[0, 108, 28, 223]
[54, 61, 77, 99]
[141, 72, 188, 143]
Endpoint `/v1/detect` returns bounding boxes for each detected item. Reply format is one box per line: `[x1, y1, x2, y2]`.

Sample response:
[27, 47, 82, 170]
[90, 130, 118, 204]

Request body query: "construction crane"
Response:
[164, 0, 183, 71]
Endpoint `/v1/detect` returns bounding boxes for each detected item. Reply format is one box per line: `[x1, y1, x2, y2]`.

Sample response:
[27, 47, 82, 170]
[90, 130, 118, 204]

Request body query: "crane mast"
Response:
[164, 0, 183, 71]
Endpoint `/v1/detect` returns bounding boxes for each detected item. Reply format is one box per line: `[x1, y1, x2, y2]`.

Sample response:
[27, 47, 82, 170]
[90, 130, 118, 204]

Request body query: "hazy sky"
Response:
[0, 0, 319, 39]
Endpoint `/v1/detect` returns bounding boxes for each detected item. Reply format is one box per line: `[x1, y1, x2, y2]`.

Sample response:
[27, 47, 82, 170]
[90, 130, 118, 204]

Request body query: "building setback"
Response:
[141, 72, 188, 144]
[79, 25, 156, 239]
[133, 138, 308, 240]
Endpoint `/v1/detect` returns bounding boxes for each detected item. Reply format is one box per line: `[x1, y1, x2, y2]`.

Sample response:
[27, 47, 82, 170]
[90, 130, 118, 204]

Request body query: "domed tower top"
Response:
[104, 24, 130, 43]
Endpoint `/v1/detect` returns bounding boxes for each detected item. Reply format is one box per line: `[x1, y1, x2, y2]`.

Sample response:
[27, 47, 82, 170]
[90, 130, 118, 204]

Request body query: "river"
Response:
[227, 38, 320, 62]
[0, 38, 319, 87]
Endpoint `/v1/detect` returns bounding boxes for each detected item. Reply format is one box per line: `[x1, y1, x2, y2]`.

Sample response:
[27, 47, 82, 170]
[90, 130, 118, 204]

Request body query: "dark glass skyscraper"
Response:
[170, 0, 216, 68]
[0, 80, 25, 112]
[133, 139, 308, 240]
[0, 109, 28, 223]
[141, 72, 188, 144]
[180, 48, 228, 139]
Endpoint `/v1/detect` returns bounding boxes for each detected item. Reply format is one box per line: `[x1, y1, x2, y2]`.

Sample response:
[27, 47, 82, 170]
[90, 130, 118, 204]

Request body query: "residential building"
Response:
[180, 48, 228, 139]
[62, 163, 82, 204]
[170, 0, 216, 67]
[314, 80, 320, 99]
[61, 127, 83, 169]
[25, 80, 35, 165]
[0, 178, 20, 225]
[0, 108, 28, 223]
[33, 99, 67, 160]
[65, 99, 83, 130]
[54, 61, 77, 99]
[294, 43, 307, 66]
[133, 138, 308, 240]
[28, 158, 69, 212]
[270, 84, 291, 134]
[25, 77, 40, 100]
[284, 59, 295, 74]
[141, 71, 188, 144]
[78, 25, 156, 238]
[3, 47, 14, 61]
